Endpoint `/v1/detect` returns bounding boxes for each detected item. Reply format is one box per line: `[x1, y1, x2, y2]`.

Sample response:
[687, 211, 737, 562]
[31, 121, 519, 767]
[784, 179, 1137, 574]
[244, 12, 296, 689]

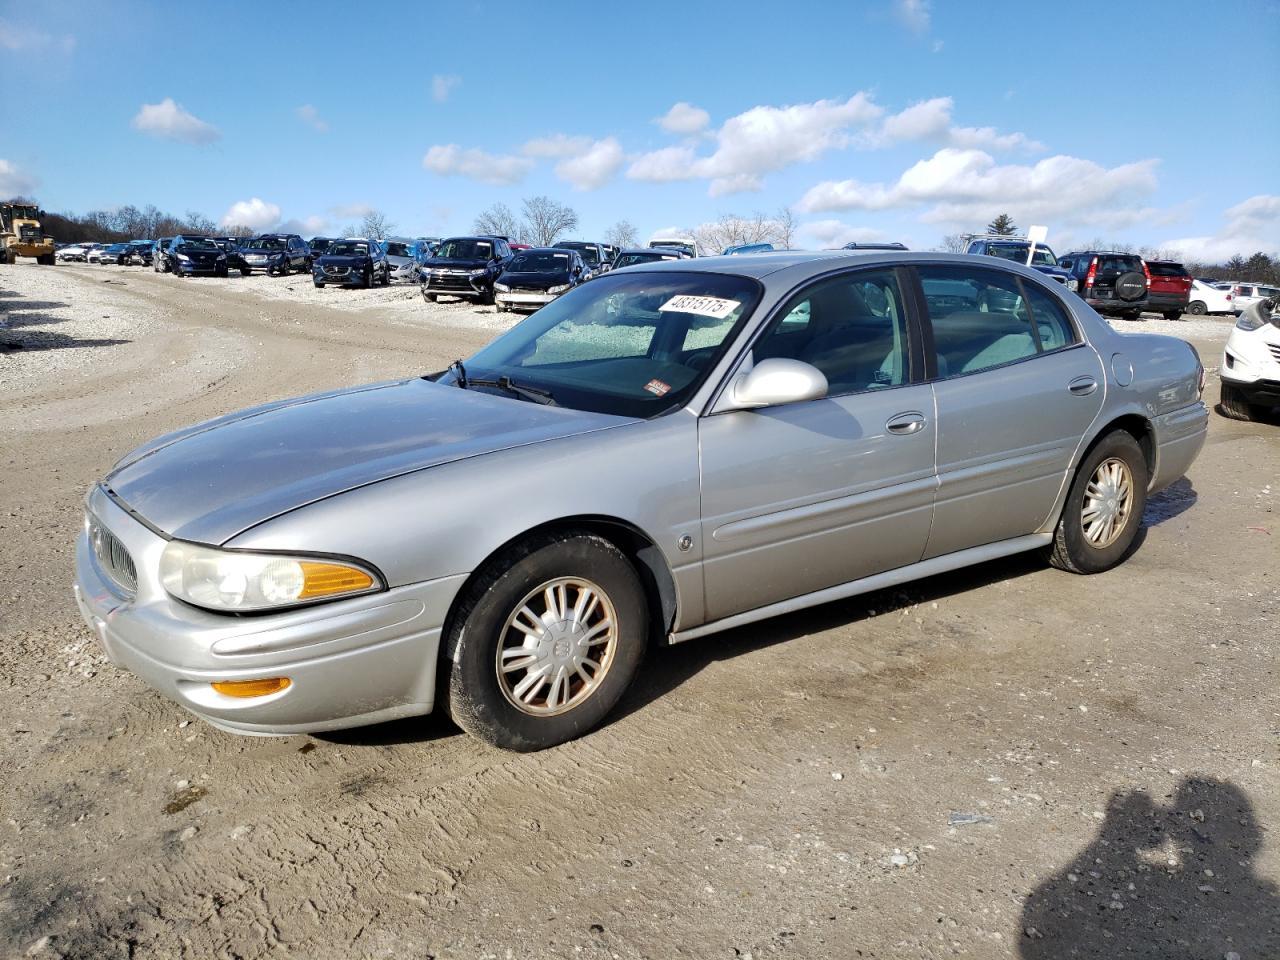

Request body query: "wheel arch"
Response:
[440, 514, 680, 661]
[1081, 412, 1156, 482]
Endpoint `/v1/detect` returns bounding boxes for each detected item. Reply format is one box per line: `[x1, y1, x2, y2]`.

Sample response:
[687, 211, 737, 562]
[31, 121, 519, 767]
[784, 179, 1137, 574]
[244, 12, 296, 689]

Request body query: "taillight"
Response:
[1085, 257, 1098, 288]
[1226, 293, 1233, 301]
[1142, 261, 1151, 288]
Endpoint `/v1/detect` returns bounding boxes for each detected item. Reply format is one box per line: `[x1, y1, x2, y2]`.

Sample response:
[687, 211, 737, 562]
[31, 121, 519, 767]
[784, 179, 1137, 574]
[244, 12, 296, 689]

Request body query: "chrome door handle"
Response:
[1069, 376, 1098, 396]
[886, 412, 927, 435]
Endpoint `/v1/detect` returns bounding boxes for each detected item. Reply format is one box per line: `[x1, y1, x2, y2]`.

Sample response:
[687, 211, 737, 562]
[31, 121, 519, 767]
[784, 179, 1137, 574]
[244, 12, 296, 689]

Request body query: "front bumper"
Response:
[1222, 326, 1280, 398]
[72, 487, 465, 736]
[175, 261, 225, 274]
[496, 290, 558, 307]
[424, 272, 488, 297]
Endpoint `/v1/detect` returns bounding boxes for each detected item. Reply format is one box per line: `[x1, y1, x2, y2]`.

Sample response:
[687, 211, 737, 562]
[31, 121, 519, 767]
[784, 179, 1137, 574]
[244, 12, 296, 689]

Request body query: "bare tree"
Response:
[772, 207, 796, 249]
[604, 220, 638, 249]
[222, 224, 256, 238]
[522, 196, 578, 246]
[360, 210, 396, 240]
[936, 233, 968, 253]
[473, 203, 523, 241]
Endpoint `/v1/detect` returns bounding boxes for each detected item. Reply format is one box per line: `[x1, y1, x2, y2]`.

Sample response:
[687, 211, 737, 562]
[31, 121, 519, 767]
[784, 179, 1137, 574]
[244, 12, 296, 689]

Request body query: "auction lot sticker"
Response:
[658, 295, 741, 320]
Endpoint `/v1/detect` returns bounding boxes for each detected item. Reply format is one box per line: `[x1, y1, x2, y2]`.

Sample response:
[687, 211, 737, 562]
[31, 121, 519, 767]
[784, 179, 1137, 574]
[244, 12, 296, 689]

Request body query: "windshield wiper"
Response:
[448, 360, 556, 405]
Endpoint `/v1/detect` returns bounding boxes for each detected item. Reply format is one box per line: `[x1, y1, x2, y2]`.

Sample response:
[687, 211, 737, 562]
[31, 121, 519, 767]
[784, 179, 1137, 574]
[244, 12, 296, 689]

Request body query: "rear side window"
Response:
[919, 266, 1075, 377]
[1096, 254, 1142, 274]
[1147, 261, 1189, 278]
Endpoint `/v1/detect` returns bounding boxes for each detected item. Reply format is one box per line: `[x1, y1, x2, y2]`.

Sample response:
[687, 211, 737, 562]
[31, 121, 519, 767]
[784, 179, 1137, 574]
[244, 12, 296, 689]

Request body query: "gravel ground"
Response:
[1, 262, 1277, 960]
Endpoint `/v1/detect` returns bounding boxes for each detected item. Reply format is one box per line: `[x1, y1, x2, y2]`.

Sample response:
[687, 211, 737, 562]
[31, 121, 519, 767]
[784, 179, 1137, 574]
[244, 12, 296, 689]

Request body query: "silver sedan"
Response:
[74, 252, 1208, 750]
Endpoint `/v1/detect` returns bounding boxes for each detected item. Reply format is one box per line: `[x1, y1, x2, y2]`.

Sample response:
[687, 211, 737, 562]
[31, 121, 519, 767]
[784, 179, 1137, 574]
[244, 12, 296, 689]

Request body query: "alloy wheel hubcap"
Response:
[1081, 457, 1134, 549]
[495, 577, 617, 717]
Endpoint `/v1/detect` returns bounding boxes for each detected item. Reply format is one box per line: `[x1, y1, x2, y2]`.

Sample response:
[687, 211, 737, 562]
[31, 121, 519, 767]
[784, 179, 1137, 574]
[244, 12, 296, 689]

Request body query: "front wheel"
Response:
[446, 532, 648, 751]
[423, 289, 437, 303]
[362, 268, 372, 289]
[1187, 301, 1207, 315]
[1219, 382, 1258, 422]
[1120, 310, 1142, 321]
[37, 254, 55, 265]
[313, 280, 324, 289]
[1047, 431, 1148, 574]
[1163, 311, 1182, 321]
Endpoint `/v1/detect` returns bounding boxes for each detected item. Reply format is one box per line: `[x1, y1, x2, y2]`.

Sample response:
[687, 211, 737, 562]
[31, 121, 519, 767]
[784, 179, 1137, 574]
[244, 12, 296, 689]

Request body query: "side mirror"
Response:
[722, 358, 828, 410]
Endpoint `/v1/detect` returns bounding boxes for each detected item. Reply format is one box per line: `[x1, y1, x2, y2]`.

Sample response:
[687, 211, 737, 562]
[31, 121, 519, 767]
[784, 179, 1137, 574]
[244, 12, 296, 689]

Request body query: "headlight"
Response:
[494, 283, 510, 292]
[548, 284, 569, 295]
[176, 254, 190, 261]
[159, 541, 382, 613]
[468, 268, 486, 277]
[216, 254, 226, 261]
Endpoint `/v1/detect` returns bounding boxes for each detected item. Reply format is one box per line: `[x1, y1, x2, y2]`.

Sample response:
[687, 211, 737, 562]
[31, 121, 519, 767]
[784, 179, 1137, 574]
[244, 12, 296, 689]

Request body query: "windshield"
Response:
[249, 237, 287, 250]
[509, 251, 572, 273]
[384, 242, 413, 257]
[329, 240, 370, 256]
[310, 238, 332, 252]
[176, 239, 218, 252]
[444, 270, 761, 418]
[557, 243, 600, 265]
[987, 242, 1057, 267]
[435, 239, 492, 260]
[649, 240, 695, 257]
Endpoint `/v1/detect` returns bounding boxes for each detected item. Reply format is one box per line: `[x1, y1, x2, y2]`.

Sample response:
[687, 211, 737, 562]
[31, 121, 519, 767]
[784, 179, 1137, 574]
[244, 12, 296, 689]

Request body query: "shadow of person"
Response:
[1020, 777, 1279, 958]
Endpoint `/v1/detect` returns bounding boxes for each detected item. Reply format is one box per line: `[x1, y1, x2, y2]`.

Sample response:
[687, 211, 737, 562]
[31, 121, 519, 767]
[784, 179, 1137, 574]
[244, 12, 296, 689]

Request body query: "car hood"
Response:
[315, 254, 369, 268]
[1031, 264, 1072, 279]
[386, 255, 415, 267]
[104, 378, 629, 544]
[242, 247, 285, 256]
[499, 270, 571, 289]
[427, 257, 489, 270]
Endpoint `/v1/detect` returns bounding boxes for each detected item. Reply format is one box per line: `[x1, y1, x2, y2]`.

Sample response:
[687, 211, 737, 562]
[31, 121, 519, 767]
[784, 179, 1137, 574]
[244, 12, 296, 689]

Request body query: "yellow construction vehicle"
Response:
[1, 202, 56, 265]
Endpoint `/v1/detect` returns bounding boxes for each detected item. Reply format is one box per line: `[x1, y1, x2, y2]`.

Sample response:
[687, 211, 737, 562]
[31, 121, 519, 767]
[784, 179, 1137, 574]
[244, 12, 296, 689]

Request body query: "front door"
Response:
[698, 267, 937, 623]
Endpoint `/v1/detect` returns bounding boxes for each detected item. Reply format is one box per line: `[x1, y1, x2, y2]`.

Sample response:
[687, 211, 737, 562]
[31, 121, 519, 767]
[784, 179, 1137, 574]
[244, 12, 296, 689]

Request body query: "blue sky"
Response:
[2, 0, 1277, 259]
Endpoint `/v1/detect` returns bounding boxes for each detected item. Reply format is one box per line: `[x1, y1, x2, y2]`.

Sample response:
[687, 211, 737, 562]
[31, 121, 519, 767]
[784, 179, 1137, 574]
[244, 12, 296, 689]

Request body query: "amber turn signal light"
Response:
[211, 677, 292, 698]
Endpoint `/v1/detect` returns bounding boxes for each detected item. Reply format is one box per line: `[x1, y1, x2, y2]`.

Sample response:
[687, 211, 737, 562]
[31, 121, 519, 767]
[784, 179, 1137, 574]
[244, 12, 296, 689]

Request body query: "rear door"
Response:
[915, 264, 1105, 558]
[1086, 253, 1146, 304]
[698, 266, 937, 622]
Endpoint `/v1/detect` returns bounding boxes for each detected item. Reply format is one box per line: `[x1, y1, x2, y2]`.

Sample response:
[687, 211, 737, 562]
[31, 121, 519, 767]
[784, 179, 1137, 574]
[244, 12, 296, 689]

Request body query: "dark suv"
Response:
[1057, 251, 1150, 320]
[212, 237, 250, 275]
[311, 237, 389, 288]
[1144, 260, 1193, 321]
[240, 233, 310, 275]
[964, 236, 1073, 286]
[421, 235, 513, 304]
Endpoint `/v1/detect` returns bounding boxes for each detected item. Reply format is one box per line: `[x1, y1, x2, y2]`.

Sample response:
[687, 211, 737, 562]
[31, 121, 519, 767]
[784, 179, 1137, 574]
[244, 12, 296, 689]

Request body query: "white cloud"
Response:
[521, 134, 592, 158]
[798, 147, 1161, 231]
[220, 197, 281, 230]
[431, 74, 461, 103]
[658, 102, 710, 135]
[330, 203, 374, 219]
[932, 39, 944, 53]
[0, 159, 39, 198]
[131, 98, 220, 145]
[278, 215, 328, 236]
[798, 220, 889, 249]
[554, 137, 625, 191]
[1162, 194, 1280, 261]
[872, 97, 1042, 152]
[0, 20, 75, 53]
[422, 144, 532, 185]
[893, 0, 931, 33]
[296, 104, 328, 132]
[628, 93, 883, 195]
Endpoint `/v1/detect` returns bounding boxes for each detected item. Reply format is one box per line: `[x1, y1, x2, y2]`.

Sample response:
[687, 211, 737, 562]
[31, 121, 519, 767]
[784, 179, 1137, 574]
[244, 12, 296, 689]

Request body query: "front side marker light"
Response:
[211, 677, 291, 698]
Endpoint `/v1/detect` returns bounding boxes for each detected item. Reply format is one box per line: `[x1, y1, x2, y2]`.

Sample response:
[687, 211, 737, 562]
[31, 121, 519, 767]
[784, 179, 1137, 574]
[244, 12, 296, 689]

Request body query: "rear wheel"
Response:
[1163, 311, 1182, 321]
[1187, 301, 1207, 315]
[1219, 382, 1258, 422]
[445, 531, 648, 751]
[363, 267, 372, 288]
[1047, 431, 1148, 574]
[1121, 310, 1142, 321]
[423, 290, 437, 303]
[240, 268, 250, 276]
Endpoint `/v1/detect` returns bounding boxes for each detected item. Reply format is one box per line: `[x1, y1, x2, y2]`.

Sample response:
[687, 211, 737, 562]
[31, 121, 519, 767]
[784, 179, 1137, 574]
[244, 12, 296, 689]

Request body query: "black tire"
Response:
[445, 531, 648, 751]
[1115, 272, 1146, 302]
[217, 266, 228, 278]
[1187, 301, 1207, 316]
[1218, 382, 1257, 422]
[362, 267, 372, 289]
[480, 287, 496, 306]
[37, 253, 56, 265]
[1163, 311, 1182, 321]
[424, 291, 437, 303]
[381, 266, 390, 286]
[1121, 310, 1142, 321]
[314, 280, 324, 289]
[240, 268, 250, 276]
[1047, 430, 1148, 574]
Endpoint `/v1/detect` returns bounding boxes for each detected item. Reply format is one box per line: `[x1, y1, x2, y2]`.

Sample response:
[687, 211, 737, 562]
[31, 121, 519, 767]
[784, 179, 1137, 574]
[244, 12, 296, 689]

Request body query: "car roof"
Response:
[624, 249, 1077, 282]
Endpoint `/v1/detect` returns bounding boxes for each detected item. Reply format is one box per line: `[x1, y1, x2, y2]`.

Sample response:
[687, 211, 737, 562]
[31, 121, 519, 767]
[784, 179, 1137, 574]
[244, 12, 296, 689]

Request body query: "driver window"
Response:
[753, 269, 910, 396]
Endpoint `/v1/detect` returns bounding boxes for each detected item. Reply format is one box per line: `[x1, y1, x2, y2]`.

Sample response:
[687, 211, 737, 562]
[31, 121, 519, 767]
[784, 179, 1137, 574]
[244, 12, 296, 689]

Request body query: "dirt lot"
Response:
[2, 261, 1277, 960]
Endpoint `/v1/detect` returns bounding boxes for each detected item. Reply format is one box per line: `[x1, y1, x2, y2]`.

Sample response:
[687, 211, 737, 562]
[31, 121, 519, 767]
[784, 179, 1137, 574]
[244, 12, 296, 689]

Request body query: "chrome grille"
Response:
[88, 513, 137, 595]
[1268, 343, 1280, 363]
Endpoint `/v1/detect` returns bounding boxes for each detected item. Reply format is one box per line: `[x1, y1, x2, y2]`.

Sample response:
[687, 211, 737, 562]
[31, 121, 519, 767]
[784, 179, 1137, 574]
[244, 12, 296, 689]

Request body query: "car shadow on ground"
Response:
[0, 294, 127, 353]
[1019, 776, 1279, 958]
[1142, 476, 1197, 526]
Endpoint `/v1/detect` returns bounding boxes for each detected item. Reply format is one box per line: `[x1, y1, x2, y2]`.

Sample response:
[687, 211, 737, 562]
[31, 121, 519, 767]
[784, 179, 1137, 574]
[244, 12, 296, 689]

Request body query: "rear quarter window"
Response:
[1148, 262, 1190, 277]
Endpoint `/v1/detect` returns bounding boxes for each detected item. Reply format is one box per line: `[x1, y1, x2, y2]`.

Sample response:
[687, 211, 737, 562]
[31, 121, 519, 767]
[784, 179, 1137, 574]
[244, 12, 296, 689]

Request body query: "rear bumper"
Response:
[1086, 295, 1149, 315]
[1150, 402, 1209, 494]
[72, 488, 465, 736]
[1146, 291, 1190, 311]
